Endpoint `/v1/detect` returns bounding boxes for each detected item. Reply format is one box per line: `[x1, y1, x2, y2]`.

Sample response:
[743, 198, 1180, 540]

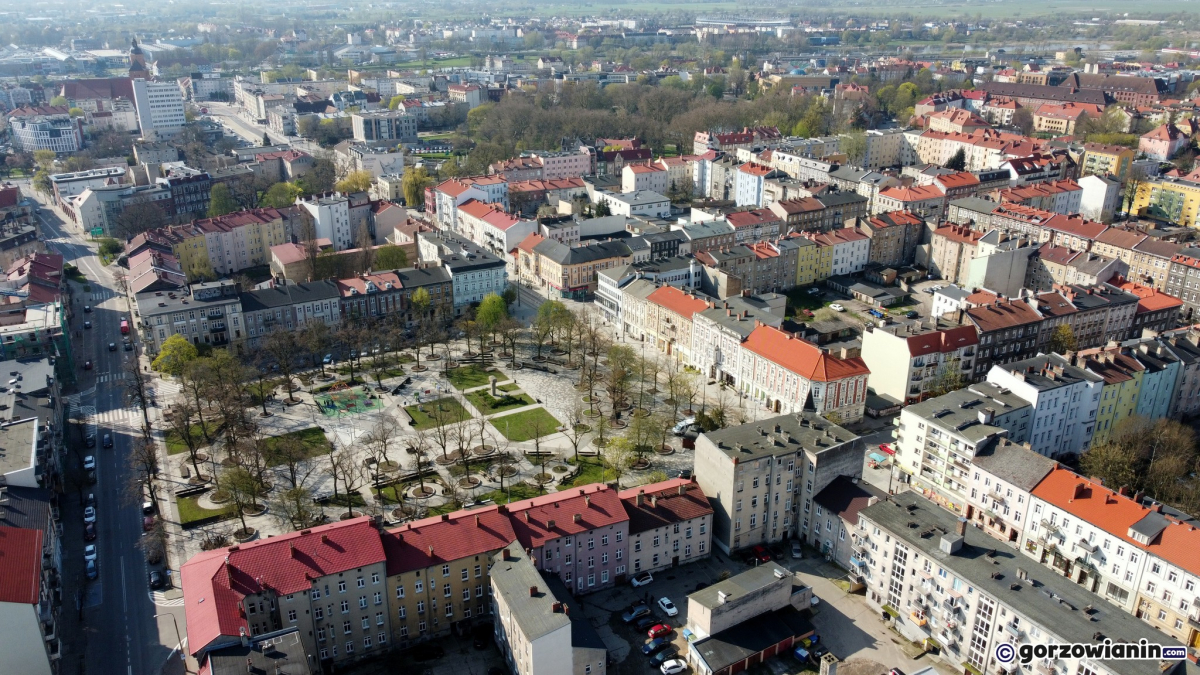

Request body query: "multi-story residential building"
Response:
[860, 128, 907, 169]
[1132, 173, 1200, 229]
[529, 238, 630, 301]
[1032, 102, 1103, 136]
[48, 167, 127, 205]
[1027, 245, 1126, 293]
[768, 196, 827, 233]
[638, 285, 711, 364]
[491, 542, 607, 675]
[0, 356, 65, 493]
[965, 438, 1057, 545]
[725, 209, 785, 245]
[621, 164, 667, 194]
[890, 382, 1032, 513]
[618, 478, 713, 574]
[694, 412, 863, 554]
[1166, 248, 1200, 322]
[993, 179, 1083, 215]
[429, 176, 511, 229]
[1115, 280, 1183, 338]
[855, 211, 924, 267]
[134, 279, 244, 355]
[180, 517, 389, 670]
[792, 235, 821, 286]
[154, 166, 212, 221]
[131, 78, 186, 140]
[0, 524, 58, 675]
[594, 190, 670, 218]
[143, 208, 297, 280]
[418, 232, 509, 311]
[811, 475, 886, 573]
[381, 508, 517, 648]
[446, 83, 484, 108]
[679, 219, 737, 254]
[964, 298, 1046, 379]
[860, 324, 979, 404]
[298, 192, 354, 251]
[873, 184, 947, 220]
[1080, 142, 1134, 180]
[857, 491, 1193, 675]
[734, 162, 782, 207]
[985, 354, 1102, 458]
[9, 113, 82, 153]
[803, 227, 870, 277]
[690, 295, 785, 385]
[239, 280, 342, 348]
[351, 110, 417, 143]
[455, 200, 536, 261]
[926, 224, 986, 284]
[1078, 174, 1122, 224]
[1089, 229, 1184, 291]
[1076, 347, 1145, 443]
[738, 324, 870, 421]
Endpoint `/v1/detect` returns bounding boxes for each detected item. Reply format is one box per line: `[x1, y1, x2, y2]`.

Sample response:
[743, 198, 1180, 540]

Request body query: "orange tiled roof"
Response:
[742, 325, 869, 382]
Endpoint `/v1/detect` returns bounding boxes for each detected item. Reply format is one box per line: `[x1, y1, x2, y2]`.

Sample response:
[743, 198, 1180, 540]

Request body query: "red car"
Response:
[647, 624, 672, 639]
[751, 545, 772, 563]
[143, 516, 156, 532]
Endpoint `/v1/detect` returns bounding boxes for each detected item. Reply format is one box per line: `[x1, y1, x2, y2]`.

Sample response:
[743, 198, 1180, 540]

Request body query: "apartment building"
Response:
[694, 412, 863, 554]
[1166, 248, 1200, 322]
[298, 193, 354, 251]
[351, 110, 417, 143]
[239, 280, 342, 348]
[1132, 174, 1200, 229]
[860, 324, 979, 404]
[618, 478, 714, 575]
[891, 382, 1032, 513]
[622, 164, 667, 194]
[811, 476, 886, 573]
[131, 78, 186, 140]
[725, 209, 785, 245]
[638, 284, 711, 363]
[529, 238, 630, 301]
[855, 211, 924, 268]
[1078, 174, 1122, 224]
[147, 208, 296, 280]
[456, 200, 536, 260]
[739, 324, 870, 421]
[993, 179, 1082, 215]
[1115, 280, 1183, 339]
[180, 518, 389, 670]
[965, 438, 1057, 545]
[803, 227, 870, 277]
[381, 509, 516, 647]
[857, 492, 1192, 675]
[690, 295, 785, 385]
[491, 542, 607, 675]
[1077, 348, 1145, 444]
[873, 184, 947, 221]
[1080, 143, 1134, 181]
[134, 280, 244, 355]
[985, 354, 1102, 458]
[0, 526, 55, 675]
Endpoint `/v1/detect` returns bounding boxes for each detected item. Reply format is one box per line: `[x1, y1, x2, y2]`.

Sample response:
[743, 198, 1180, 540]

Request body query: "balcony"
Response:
[208, 322, 227, 333]
[1035, 663, 1056, 675]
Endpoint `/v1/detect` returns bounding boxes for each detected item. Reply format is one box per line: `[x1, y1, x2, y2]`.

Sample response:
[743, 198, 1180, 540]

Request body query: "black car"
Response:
[148, 570, 165, 590]
[768, 543, 784, 560]
[123, 341, 133, 351]
[651, 647, 679, 667]
[108, 342, 116, 351]
[85, 433, 96, 448]
[906, 311, 919, 319]
[102, 433, 112, 448]
[86, 469, 96, 485]
[642, 638, 671, 656]
[83, 305, 92, 313]
[83, 321, 91, 329]
[634, 616, 659, 632]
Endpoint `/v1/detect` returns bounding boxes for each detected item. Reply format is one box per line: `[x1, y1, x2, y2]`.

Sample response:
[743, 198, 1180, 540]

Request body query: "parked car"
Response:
[86, 559, 98, 580]
[83, 506, 96, 523]
[647, 624, 672, 639]
[905, 311, 919, 319]
[123, 341, 133, 351]
[322, 353, 334, 365]
[750, 545, 772, 564]
[85, 493, 95, 507]
[83, 455, 95, 470]
[660, 659, 688, 675]
[85, 433, 96, 448]
[83, 523, 96, 541]
[83, 544, 97, 562]
[668, 468, 692, 479]
[87, 469, 96, 484]
[635, 616, 659, 632]
[768, 543, 784, 560]
[657, 597, 678, 617]
[829, 303, 845, 312]
[791, 541, 803, 559]
[83, 321, 92, 329]
[143, 516, 156, 532]
[148, 571, 165, 590]
[806, 287, 822, 295]
[108, 342, 117, 351]
[102, 433, 112, 449]
[671, 418, 695, 436]
[651, 647, 680, 667]
[621, 606, 651, 623]
[631, 571, 654, 587]
[642, 637, 672, 656]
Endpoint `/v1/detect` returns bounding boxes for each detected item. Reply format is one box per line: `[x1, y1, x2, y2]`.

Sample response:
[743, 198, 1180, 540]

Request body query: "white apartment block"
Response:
[132, 79, 187, 140]
[860, 324, 979, 405]
[299, 193, 353, 251]
[861, 128, 906, 170]
[985, 354, 1102, 459]
[963, 439, 1057, 546]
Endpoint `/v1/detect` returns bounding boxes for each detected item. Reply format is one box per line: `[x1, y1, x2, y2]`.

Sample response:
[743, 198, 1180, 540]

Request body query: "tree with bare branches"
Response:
[264, 330, 302, 402]
[497, 317, 524, 369]
[123, 356, 154, 434]
[167, 395, 206, 479]
[362, 413, 402, 469]
[225, 466, 261, 535]
[563, 399, 589, 465]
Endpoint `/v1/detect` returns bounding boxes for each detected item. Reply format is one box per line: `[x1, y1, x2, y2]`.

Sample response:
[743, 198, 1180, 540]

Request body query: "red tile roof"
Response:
[905, 326, 978, 357]
[626, 164, 664, 174]
[738, 162, 775, 177]
[1031, 468, 1200, 575]
[506, 484, 628, 550]
[966, 298, 1044, 333]
[181, 517, 385, 656]
[934, 172, 980, 190]
[618, 479, 713, 535]
[516, 232, 545, 254]
[647, 285, 710, 319]
[1114, 279, 1184, 314]
[742, 325, 869, 382]
[382, 509, 518, 576]
[0, 527, 41, 605]
[725, 209, 781, 229]
[931, 224, 984, 246]
[878, 184, 945, 202]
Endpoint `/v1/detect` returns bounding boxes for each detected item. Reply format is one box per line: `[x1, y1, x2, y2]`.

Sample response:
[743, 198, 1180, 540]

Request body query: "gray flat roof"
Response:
[902, 383, 1030, 445]
[700, 412, 860, 461]
[862, 493, 1191, 675]
[693, 606, 815, 674]
[992, 353, 1103, 391]
[689, 562, 791, 610]
[490, 541, 570, 642]
[971, 439, 1057, 492]
[0, 417, 36, 477]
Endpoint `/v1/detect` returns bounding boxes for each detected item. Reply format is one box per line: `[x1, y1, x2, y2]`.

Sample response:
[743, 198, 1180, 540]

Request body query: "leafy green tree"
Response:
[402, 167, 434, 208]
[298, 158, 336, 195]
[388, 95, 406, 110]
[944, 148, 967, 171]
[49, 95, 67, 107]
[334, 170, 373, 194]
[68, 107, 84, 118]
[151, 334, 199, 376]
[1048, 324, 1078, 354]
[33, 149, 56, 171]
[32, 169, 51, 196]
[374, 245, 408, 270]
[261, 182, 303, 208]
[207, 183, 239, 217]
[476, 292, 507, 342]
[840, 131, 867, 167]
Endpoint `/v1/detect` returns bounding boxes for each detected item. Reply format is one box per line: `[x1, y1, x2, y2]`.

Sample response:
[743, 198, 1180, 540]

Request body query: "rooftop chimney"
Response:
[529, 586, 538, 597]
[635, 491, 644, 507]
[573, 513, 581, 523]
[502, 548, 511, 561]
[956, 517, 967, 536]
[475, 515, 481, 527]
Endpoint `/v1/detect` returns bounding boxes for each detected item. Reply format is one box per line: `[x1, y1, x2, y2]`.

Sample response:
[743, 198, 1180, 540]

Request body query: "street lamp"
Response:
[154, 613, 187, 666]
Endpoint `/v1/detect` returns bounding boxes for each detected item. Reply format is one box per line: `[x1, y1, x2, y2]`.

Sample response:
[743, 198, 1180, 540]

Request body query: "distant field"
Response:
[490, 0, 1182, 19]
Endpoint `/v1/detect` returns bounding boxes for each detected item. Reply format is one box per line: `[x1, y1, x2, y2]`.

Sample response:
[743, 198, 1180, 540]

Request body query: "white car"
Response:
[657, 597, 678, 617]
[83, 506, 96, 524]
[791, 541, 803, 559]
[631, 572, 654, 587]
[829, 303, 845, 312]
[661, 659, 688, 675]
[83, 455, 96, 470]
[83, 544, 98, 562]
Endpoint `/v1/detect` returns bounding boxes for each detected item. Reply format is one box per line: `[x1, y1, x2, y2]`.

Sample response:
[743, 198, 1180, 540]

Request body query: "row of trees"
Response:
[1079, 416, 1200, 518]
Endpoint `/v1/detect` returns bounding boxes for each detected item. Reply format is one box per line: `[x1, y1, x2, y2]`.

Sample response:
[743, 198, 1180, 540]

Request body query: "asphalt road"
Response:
[29, 194, 185, 675]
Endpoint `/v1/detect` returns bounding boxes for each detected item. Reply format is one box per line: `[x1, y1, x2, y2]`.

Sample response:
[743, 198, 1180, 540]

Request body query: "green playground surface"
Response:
[316, 383, 381, 416]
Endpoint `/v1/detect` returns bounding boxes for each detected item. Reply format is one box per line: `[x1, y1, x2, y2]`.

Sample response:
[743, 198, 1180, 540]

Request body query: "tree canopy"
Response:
[207, 183, 239, 218]
[151, 334, 199, 376]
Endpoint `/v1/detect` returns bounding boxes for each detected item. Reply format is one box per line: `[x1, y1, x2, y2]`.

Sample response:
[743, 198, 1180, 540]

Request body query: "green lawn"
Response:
[320, 492, 367, 508]
[466, 390, 535, 415]
[178, 494, 236, 525]
[565, 456, 617, 488]
[446, 365, 499, 390]
[261, 427, 329, 460]
[476, 483, 542, 505]
[497, 382, 519, 392]
[784, 287, 825, 315]
[404, 397, 470, 429]
[492, 407, 561, 442]
[165, 421, 216, 456]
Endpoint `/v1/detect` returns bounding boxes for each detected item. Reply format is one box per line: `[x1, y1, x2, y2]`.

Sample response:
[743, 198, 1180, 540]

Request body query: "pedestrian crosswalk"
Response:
[89, 289, 116, 304]
[149, 589, 184, 607]
[96, 372, 127, 383]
